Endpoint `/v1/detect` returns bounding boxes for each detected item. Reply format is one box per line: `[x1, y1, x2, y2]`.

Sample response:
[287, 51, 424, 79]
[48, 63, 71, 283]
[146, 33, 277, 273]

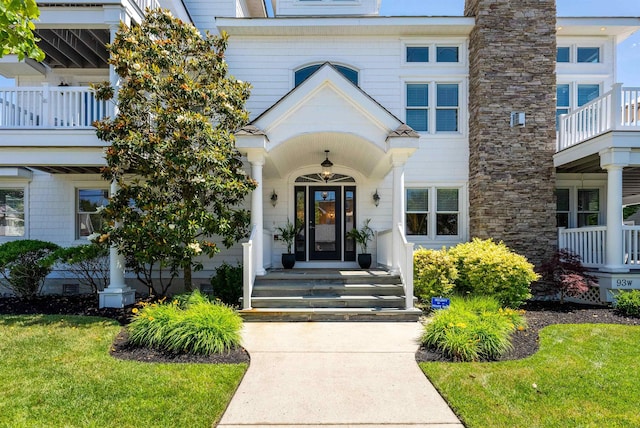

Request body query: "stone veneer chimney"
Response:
[464, 0, 557, 266]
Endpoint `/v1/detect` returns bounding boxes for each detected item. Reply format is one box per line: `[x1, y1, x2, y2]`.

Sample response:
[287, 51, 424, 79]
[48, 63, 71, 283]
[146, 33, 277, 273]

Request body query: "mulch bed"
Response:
[3, 295, 640, 364]
[416, 301, 640, 363]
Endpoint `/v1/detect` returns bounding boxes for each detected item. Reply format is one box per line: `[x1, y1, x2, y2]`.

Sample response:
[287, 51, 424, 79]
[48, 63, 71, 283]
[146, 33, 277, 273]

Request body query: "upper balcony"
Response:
[555, 84, 640, 169]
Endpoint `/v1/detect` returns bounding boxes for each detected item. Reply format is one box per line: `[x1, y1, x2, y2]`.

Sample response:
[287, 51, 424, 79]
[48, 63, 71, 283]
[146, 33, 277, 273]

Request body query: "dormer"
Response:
[271, 0, 381, 17]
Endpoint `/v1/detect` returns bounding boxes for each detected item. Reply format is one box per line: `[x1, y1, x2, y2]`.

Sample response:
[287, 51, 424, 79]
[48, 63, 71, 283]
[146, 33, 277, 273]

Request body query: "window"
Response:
[436, 46, 458, 63]
[436, 84, 459, 132]
[556, 84, 570, 130]
[577, 47, 600, 63]
[406, 188, 428, 235]
[577, 84, 600, 106]
[577, 189, 599, 227]
[0, 188, 25, 237]
[406, 46, 429, 63]
[294, 63, 358, 87]
[436, 189, 459, 236]
[406, 187, 461, 237]
[77, 189, 109, 239]
[406, 84, 428, 132]
[556, 47, 570, 63]
[556, 188, 570, 228]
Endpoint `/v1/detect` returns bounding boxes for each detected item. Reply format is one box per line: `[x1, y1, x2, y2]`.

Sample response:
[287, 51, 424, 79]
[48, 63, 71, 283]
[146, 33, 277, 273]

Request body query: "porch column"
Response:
[391, 155, 406, 274]
[601, 148, 630, 272]
[248, 152, 266, 276]
[99, 181, 135, 308]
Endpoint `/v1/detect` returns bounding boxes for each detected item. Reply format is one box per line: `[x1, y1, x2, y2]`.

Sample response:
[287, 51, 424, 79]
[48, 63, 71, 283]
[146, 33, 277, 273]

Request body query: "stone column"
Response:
[248, 153, 266, 276]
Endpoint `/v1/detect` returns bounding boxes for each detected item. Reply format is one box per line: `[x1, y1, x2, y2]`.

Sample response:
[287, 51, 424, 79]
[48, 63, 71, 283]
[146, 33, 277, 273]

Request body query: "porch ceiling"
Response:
[35, 28, 110, 69]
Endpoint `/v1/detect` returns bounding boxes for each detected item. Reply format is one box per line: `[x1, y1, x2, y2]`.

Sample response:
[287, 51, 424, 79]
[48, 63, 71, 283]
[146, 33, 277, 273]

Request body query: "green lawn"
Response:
[421, 324, 640, 428]
[0, 315, 247, 428]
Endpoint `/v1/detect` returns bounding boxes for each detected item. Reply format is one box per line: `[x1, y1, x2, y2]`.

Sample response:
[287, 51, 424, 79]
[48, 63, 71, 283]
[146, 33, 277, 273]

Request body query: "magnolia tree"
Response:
[0, 0, 45, 61]
[94, 9, 256, 296]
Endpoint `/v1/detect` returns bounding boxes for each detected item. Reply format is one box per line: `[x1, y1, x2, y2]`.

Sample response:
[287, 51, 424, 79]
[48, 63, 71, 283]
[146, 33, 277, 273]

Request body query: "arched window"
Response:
[294, 63, 358, 87]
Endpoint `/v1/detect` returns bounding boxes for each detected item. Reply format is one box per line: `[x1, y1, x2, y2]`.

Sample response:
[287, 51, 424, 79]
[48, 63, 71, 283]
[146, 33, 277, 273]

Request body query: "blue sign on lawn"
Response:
[431, 297, 451, 310]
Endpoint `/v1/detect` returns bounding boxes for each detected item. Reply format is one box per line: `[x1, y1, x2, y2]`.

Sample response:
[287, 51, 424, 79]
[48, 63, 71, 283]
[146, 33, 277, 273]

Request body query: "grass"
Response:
[0, 315, 247, 428]
[421, 323, 640, 428]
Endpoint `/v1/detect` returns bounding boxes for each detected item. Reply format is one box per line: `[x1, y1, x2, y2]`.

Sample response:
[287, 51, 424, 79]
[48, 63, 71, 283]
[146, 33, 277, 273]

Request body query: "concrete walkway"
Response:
[218, 322, 463, 428]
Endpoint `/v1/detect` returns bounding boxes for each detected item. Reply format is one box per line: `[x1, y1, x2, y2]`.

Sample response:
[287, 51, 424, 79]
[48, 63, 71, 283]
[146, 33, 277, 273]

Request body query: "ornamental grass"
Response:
[127, 290, 243, 355]
[421, 296, 526, 362]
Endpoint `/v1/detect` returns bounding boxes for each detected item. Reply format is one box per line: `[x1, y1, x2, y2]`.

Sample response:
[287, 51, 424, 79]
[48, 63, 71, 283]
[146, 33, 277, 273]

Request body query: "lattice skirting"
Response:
[565, 286, 604, 305]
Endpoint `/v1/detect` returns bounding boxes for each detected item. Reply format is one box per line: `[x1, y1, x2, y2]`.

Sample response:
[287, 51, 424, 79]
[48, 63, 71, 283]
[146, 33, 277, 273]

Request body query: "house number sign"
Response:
[615, 279, 634, 288]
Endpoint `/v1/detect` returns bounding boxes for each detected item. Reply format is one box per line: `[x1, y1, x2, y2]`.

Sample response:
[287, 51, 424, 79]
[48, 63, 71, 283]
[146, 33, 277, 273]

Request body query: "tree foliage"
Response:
[93, 9, 255, 296]
[0, 0, 45, 61]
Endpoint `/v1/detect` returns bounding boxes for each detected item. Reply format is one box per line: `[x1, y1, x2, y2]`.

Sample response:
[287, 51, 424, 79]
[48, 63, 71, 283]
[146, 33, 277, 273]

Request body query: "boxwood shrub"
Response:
[0, 240, 59, 297]
[413, 248, 457, 303]
[613, 290, 640, 318]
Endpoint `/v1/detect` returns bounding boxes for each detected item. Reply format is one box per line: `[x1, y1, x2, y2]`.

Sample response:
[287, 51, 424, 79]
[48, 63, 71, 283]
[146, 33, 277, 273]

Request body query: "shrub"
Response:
[421, 296, 526, 362]
[448, 238, 538, 308]
[413, 248, 457, 303]
[127, 290, 242, 355]
[537, 249, 597, 304]
[0, 240, 59, 298]
[613, 290, 640, 318]
[210, 262, 243, 306]
[45, 244, 109, 294]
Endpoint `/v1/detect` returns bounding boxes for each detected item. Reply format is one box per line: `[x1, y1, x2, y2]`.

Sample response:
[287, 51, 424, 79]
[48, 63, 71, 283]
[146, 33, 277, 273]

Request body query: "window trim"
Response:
[405, 185, 463, 239]
[293, 62, 360, 87]
[401, 40, 465, 66]
[403, 80, 463, 135]
[75, 187, 109, 241]
[556, 44, 603, 64]
[0, 184, 27, 240]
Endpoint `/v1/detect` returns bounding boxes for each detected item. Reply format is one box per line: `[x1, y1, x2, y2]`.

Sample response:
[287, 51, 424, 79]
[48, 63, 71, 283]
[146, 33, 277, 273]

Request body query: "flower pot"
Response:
[357, 253, 372, 269]
[282, 253, 296, 269]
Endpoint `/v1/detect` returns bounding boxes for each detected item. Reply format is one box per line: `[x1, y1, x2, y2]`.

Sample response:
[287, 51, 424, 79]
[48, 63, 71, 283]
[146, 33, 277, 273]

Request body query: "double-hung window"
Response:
[436, 189, 459, 236]
[436, 84, 459, 132]
[406, 84, 429, 132]
[556, 84, 570, 130]
[406, 188, 428, 235]
[577, 189, 599, 227]
[0, 188, 25, 237]
[406, 187, 460, 237]
[555, 189, 570, 228]
[406, 82, 460, 133]
[77, 189, 109, 239]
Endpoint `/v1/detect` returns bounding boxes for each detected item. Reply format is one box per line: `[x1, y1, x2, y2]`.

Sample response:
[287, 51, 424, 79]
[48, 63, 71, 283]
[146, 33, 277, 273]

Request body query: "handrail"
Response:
[396, 223, 414, 309]
[242, 224, 258, 310]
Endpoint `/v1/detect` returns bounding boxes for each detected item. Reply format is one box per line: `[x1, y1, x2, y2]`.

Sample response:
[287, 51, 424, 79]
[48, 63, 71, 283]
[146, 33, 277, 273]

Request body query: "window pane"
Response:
[406, 188, 428, 211]
[436, 213, 458, 236]
[557, 84, 570, 107]
[436, 46, 458, 62]
[437, 84, 458, 107]
[557, 213, 569, 228]
[407, 46, 429, 62]
[78, 189, 109, 212]
[436, 109, 458, 132]
[556, 47, 570, 63]
[578, 213, 599, 227]
[556, 188, 570, 211]
[406, 213, 428, 235]
[578, 189, 599, 211]
[407, 109, 428, 132]
[334, 65, 359, 85]
[295, 64, 358, 87]
[77, 213, 105, 237]
[0, 189, 25, 237]
[437, 189, 458, 211]
[577, 47, 600, 63]
[294, 65, 320, 86]
[577, 84, 600, 106]
[407, 84, 428, 107]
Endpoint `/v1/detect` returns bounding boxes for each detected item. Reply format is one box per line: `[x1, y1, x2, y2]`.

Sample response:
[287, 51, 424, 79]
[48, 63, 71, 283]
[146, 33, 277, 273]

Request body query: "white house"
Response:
[0, 0, 639, 314]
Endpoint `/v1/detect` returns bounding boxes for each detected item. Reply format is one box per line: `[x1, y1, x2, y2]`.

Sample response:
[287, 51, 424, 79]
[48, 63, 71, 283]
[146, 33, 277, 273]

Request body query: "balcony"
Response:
[557, 84, 640, 153]
[559, 225, 640, 270]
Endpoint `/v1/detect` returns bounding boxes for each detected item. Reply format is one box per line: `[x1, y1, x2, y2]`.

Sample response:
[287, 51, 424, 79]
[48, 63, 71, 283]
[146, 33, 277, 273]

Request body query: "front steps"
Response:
[240, 269, 422, 322]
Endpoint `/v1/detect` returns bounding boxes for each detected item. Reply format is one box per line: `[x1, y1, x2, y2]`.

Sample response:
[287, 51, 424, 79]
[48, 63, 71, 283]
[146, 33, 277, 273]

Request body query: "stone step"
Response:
[252, 283, 404, 297]
[250, 295, 406, 309]
[256, 269, 401, 285]
[239, 307, 423, 322]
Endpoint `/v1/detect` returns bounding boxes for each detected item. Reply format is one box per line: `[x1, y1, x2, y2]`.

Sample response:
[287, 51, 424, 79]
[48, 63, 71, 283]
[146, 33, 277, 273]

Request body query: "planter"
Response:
[281, 253, 296, 269]
[357, 253, 372, 269]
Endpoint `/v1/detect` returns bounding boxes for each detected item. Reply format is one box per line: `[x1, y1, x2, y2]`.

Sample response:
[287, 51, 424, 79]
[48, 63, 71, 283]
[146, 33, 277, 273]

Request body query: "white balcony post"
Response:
[600, 147, 630, 272]
[248, 153, 266, 276]
[611, 83, 623, 130]
[40, 83, 50, 127]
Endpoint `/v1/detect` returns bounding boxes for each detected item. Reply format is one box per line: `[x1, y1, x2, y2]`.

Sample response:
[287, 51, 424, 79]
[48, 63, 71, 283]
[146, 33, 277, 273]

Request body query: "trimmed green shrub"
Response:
[0, 240, 59, 298]
[613, 290, 640, 318]
[45, 244, 109, 294]
[413, 248, 457, 303]
[421, 296, 526, 362]
[448, 238, 538, 308]
[210, 262, 242, 306]
[127, 290, 242, 355]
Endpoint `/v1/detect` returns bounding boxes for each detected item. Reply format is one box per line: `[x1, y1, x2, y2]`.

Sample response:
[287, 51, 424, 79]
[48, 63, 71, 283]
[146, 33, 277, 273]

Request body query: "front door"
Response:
[309, 187, 341, 260]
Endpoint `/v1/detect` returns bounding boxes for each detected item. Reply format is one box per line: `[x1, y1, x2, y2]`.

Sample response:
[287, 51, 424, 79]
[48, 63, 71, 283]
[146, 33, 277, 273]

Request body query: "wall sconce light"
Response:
[320, 150, 334, 183]
[510, 111, 526, 128]
[373, 189, 380, 207]
[270, 190, 278, 207]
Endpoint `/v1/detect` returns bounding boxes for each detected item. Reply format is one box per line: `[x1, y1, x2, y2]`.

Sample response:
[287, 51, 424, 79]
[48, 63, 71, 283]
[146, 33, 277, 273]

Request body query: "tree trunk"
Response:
[184, 265, 193, 292]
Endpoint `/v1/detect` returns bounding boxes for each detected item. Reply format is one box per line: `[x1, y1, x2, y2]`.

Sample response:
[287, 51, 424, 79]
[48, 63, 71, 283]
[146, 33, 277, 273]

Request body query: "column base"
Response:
[99, 287, 136, 308]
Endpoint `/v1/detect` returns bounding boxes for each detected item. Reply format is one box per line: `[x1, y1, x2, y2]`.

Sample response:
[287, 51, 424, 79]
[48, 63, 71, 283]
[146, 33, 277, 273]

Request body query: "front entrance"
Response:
[294, 180, 356, 262]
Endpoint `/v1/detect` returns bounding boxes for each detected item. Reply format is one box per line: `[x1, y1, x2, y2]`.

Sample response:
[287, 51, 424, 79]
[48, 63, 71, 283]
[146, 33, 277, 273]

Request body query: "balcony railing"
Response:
[558, 225, 640, 267]
[133, 0, 160, 12]
[0, 86, 111, 129]
[557, 83, 640, 152]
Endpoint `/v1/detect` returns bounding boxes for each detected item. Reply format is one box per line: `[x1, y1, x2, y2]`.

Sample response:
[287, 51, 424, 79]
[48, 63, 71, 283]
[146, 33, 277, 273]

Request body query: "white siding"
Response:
[275, 0, 380, 17]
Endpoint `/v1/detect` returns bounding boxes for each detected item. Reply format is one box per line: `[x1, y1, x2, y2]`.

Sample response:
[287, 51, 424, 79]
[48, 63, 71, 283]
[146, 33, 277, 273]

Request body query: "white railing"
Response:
[557, 84, 640, 151]
[263, 229, 272, 269]
[133, 0, 160, 11]
[558, 226, 606, 267]
[396, 223, 415, 309]
[376, 228, 393, 268]
[242, 225, 258, 310]
[0, 86, 111, 129]
[623, 226, 640, 266]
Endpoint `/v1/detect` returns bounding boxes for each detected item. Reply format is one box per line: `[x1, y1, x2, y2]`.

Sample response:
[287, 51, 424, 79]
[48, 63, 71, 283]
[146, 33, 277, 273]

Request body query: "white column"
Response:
[249, 155, 266, 276]
[391, 158, 405, 274]
[604, 164, 626, 272]
[99, 181, 135, 308]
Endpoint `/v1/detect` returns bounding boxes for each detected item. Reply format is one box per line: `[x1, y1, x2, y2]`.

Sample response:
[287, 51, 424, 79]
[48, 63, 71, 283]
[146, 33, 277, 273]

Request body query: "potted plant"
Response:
[276, 219, 297, 269]
[346, 218, 374, 269]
